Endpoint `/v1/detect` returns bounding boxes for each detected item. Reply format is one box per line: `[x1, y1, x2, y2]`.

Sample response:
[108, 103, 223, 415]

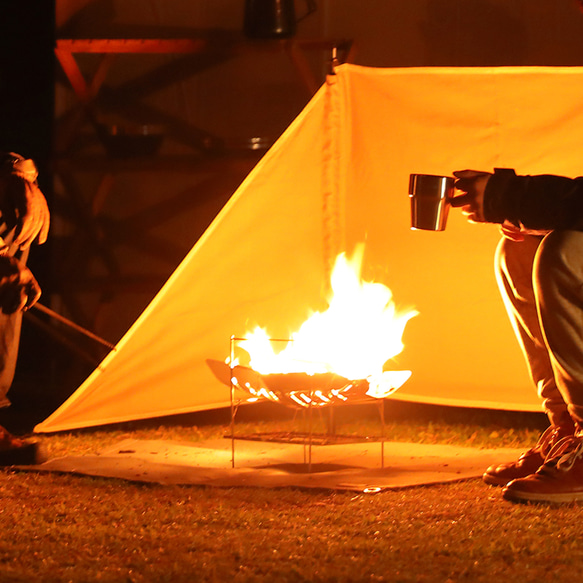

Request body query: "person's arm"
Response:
[484, 169, 583, 230]
[0, 255, 41, 313]
[453, 168, 583, 231]
[0, 153, 50, 250]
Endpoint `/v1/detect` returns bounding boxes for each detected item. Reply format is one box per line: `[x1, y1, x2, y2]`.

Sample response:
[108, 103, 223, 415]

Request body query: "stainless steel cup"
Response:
[409, 174, 455, 231]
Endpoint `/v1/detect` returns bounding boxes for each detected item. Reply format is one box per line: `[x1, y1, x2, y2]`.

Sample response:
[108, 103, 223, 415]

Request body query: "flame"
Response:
[240, 245, 418, 395]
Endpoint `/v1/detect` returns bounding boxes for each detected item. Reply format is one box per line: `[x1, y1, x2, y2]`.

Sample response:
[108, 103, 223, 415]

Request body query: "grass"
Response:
[0, 400, 577, 583]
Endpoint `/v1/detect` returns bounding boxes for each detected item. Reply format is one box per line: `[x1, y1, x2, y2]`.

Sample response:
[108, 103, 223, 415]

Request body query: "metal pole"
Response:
[230, 336, 236, 469]
[380, 400, 386, 469]
[32, 303, 116, 351]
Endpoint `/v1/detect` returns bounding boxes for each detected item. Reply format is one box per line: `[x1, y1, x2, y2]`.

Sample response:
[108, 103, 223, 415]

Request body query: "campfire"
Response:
[208, 244, 418, 408]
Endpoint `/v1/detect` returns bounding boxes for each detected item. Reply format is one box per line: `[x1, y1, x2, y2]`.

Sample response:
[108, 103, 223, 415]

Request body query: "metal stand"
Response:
[379, 399, 385, 469]
[230, 335, 237, 469]
[227, 335, 387, 472]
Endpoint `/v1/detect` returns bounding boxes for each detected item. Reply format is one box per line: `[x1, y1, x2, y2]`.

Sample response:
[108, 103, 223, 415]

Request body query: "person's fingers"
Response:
[23, 281, 41, 310]
[453, 170, 491, 193]
[452, 169, 486, 178]
[454, 177, 482, 194]
[37, 199, 50, 245]
[449, 192, 472, 207]
[26, 183, 50, 246]
[12, 182, 50, 249]
[15, 291, 28, 314]
[10, 180, 35, 248]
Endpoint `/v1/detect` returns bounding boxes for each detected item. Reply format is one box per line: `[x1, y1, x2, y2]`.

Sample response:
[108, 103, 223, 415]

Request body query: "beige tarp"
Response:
[36, 64, 583, 432]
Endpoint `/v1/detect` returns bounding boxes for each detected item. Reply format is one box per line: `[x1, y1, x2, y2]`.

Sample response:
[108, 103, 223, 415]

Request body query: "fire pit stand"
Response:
[228, 401, 387, 474]
[208, 337, 391, 473]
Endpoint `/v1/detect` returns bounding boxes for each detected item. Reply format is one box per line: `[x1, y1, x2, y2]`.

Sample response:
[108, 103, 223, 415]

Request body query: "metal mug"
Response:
[408, 174, 455, 231]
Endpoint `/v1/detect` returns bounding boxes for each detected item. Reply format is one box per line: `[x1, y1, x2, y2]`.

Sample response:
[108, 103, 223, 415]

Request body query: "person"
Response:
[452, 168, 583, 503]
[0, 152, 50, 465]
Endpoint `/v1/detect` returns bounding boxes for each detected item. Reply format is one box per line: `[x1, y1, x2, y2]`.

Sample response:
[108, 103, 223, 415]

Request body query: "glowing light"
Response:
[242, 245, 417, 385]
[363, 487, 382, 494]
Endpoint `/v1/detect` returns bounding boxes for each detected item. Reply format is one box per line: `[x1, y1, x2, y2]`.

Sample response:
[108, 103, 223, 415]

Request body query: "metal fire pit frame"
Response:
[227, 336, 387, 473]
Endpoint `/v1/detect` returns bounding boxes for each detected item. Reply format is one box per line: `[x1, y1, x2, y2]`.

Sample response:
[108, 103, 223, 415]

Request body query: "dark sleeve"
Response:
[483, 168, 583, 230]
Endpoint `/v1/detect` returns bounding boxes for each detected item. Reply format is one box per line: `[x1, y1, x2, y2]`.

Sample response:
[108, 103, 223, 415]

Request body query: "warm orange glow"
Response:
[238, 245, 418, 399]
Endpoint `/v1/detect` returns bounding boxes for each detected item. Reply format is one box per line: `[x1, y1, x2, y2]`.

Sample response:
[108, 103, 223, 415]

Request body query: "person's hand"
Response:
[0, 255, 41, 314]
[500, 221, 525, 242]
[0, 174, 50, 250]
[450, 170, 492, 223]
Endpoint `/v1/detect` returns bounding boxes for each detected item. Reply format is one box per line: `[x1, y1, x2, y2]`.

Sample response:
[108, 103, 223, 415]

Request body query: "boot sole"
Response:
[503, 487, 583, 504]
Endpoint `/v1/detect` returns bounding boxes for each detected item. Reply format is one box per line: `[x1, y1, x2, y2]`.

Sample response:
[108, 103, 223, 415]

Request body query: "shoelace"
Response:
[528, 424, 574, 460]
[539, 425, 564, 458]
[517, 425, 556, 460]
[541, 435, 583, 473]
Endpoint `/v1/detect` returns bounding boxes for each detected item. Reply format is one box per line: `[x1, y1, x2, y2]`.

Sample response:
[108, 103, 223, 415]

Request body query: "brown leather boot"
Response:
[0, 425, 47, 466]
[503, 434, 583, 503]
[483, 424, 575, 487]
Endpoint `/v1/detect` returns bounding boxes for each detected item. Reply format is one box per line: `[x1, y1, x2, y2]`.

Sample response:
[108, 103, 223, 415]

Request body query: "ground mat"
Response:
[19, 438, 524, 492]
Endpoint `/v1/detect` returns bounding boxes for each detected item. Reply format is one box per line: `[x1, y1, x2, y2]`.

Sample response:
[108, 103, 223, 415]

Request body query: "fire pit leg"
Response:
[230, 385, 236, 469]
[327, 407, 336, 436]
[300, 404, 314, 472]
[302, 409, 307, 465]
[230, 337, 236, 469]
[379, 400, 385, 469]
[308, 398, 313, 473]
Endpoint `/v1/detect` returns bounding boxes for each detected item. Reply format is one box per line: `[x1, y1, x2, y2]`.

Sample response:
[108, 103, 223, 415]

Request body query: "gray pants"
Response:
[496, 231, 583, 427]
